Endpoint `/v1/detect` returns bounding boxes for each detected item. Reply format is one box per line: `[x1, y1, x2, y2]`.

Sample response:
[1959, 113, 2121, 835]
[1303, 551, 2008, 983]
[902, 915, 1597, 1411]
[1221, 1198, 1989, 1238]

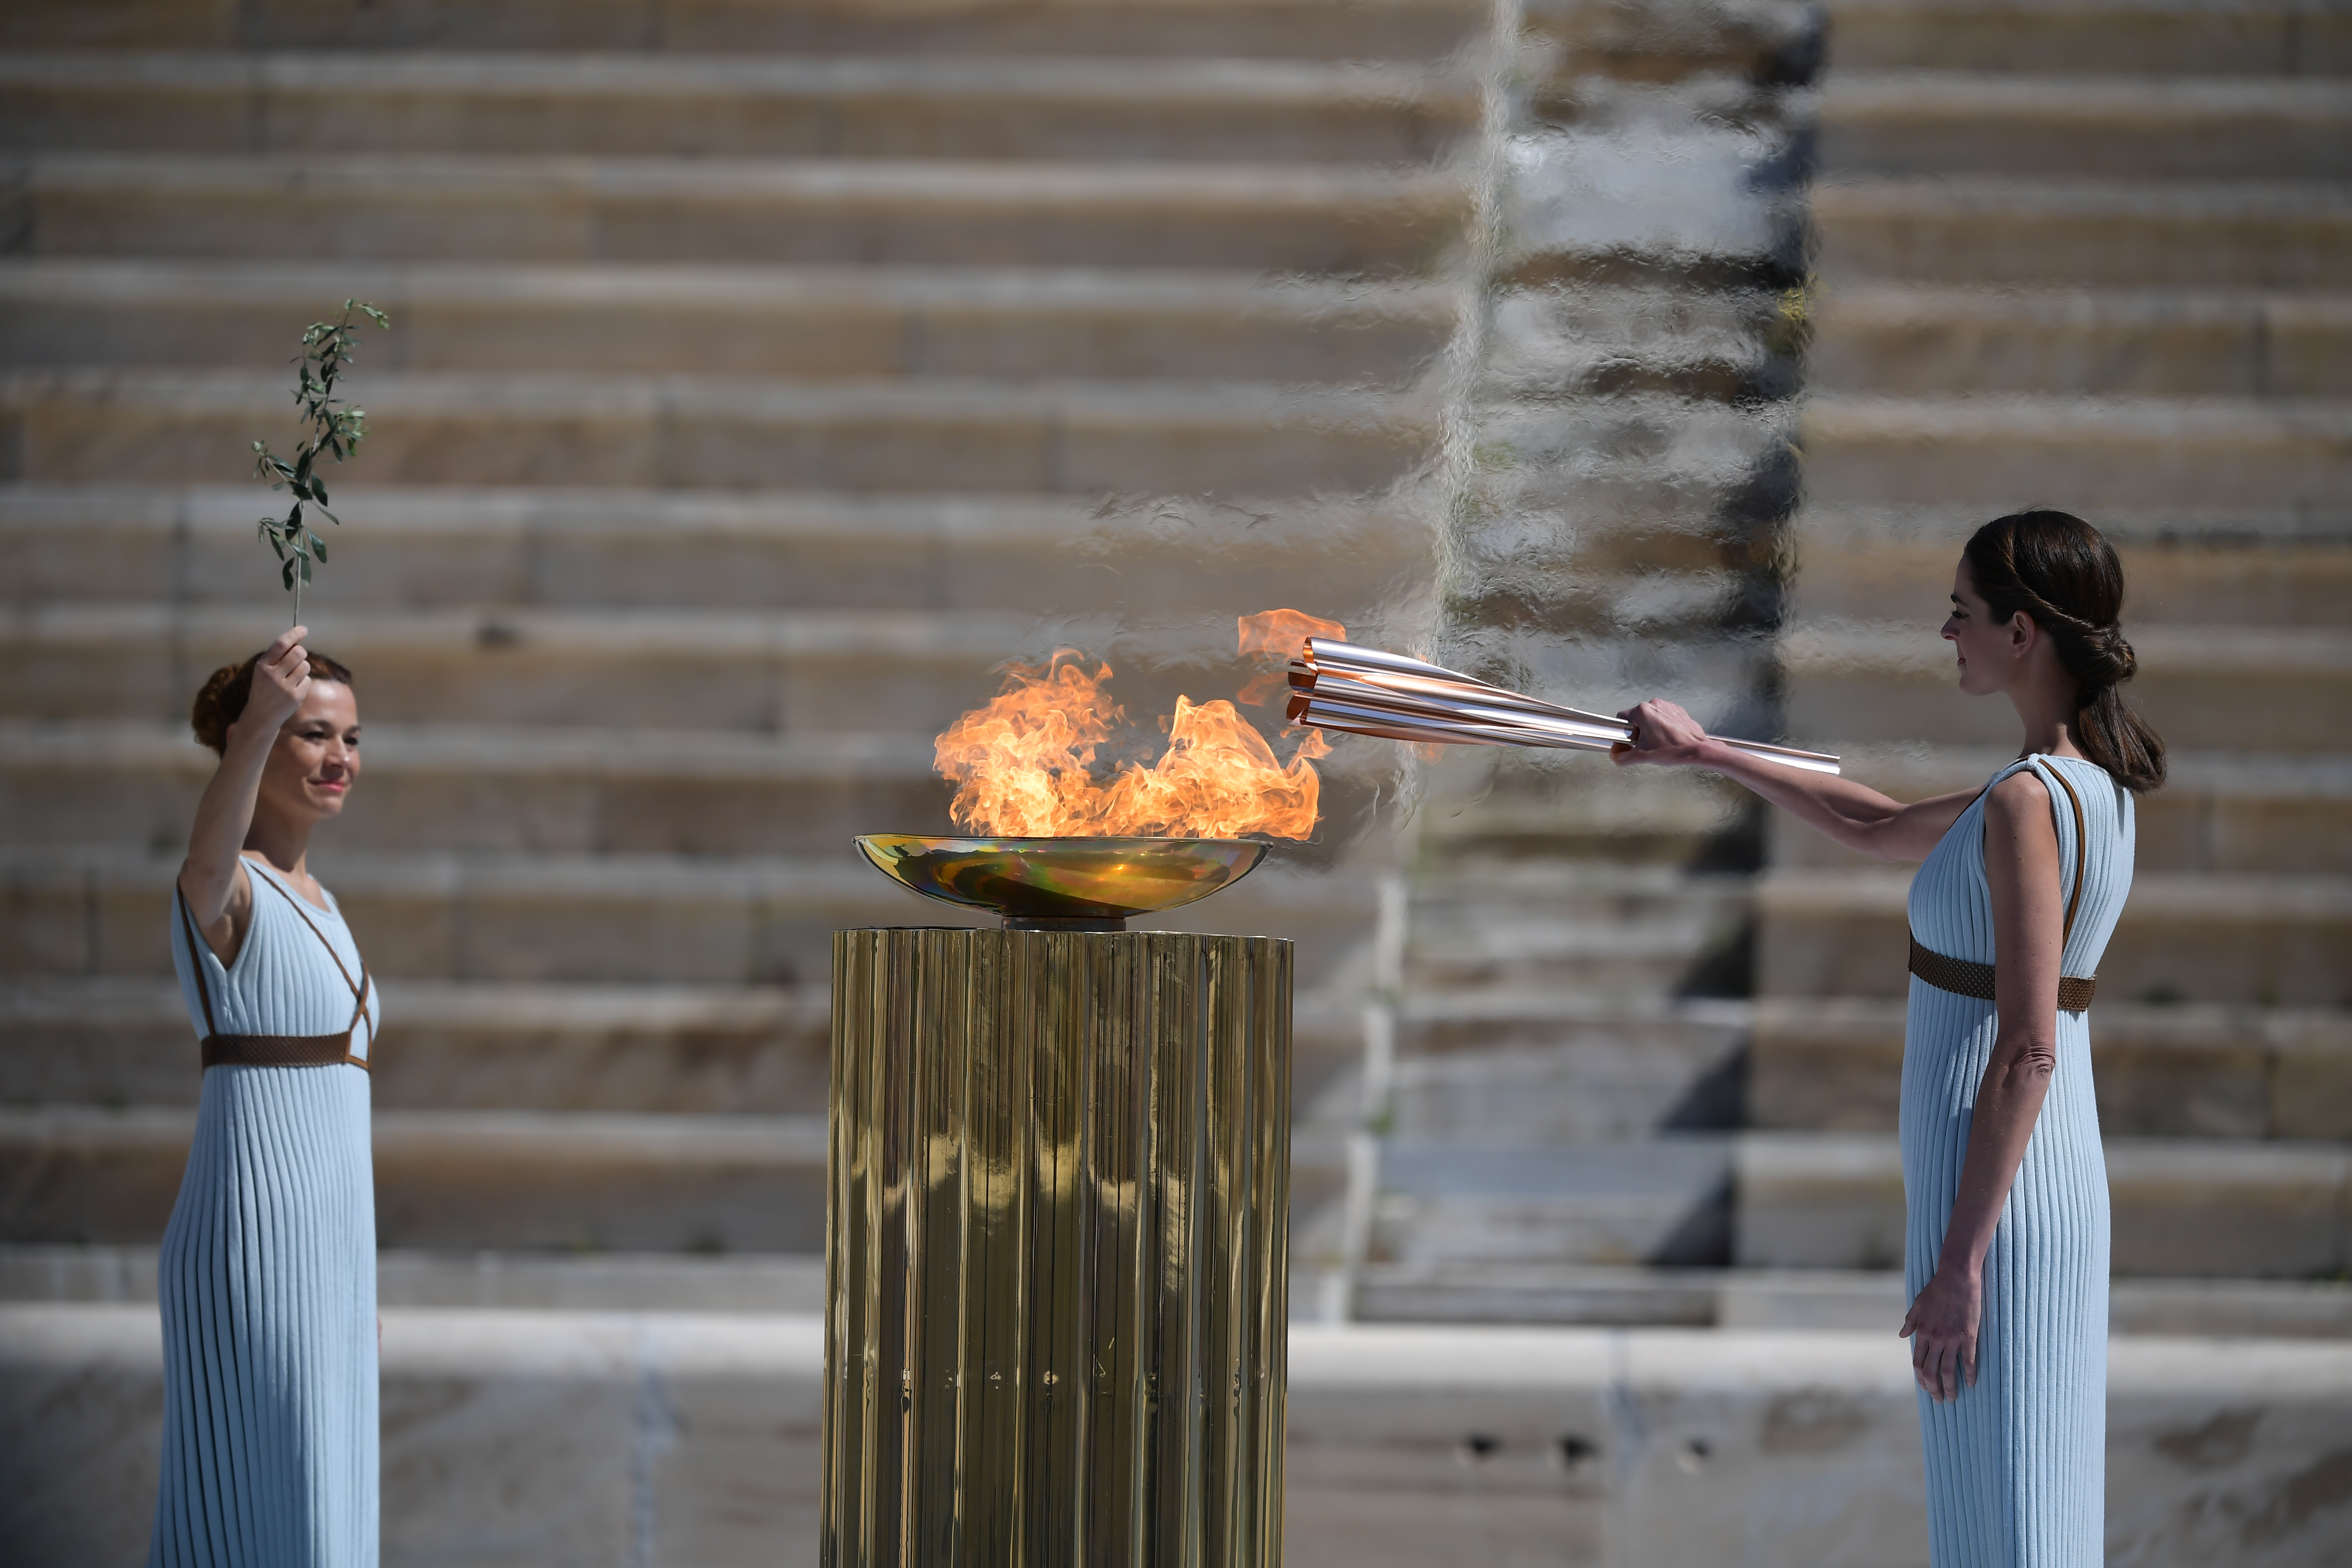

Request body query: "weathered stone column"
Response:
[825, 928, 1291, 1568]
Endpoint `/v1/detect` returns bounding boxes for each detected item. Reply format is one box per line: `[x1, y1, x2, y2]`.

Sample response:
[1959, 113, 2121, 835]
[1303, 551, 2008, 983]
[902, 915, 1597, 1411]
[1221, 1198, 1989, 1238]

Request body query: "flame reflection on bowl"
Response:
[854, 835, 1269, 927]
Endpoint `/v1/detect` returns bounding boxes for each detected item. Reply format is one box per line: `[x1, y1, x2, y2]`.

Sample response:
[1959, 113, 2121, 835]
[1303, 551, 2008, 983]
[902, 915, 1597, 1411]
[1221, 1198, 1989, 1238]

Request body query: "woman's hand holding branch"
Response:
[180, 628, 311, 949]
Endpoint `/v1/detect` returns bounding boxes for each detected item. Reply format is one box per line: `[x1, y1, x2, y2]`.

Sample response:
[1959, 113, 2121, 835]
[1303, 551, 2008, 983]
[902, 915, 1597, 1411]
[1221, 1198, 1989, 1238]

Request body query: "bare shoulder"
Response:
[1984, 770, 2056, 841]
[175, 855, 254, 963]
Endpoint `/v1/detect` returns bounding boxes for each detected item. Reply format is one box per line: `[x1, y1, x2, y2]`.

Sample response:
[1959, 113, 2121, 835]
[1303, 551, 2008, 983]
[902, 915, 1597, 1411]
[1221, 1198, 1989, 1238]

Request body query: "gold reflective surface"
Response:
[854, 836, 1269, 923]
[826, 929, 1291, 1568]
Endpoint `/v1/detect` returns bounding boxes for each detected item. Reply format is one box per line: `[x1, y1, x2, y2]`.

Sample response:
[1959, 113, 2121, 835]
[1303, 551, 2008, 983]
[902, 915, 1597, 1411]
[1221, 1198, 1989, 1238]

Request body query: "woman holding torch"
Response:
[152, 625, 380, 1566]
[1616, 509, 2163, 1565]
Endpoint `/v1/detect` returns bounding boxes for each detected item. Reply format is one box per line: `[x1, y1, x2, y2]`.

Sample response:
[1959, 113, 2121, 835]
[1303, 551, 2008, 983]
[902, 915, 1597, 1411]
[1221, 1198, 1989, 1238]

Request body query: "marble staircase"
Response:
[1357, 0, 2352, 1330]
[5, 3, 2352, 1561]
[1752, 0, 2352, 1277]
[0, 0, 1483, 1280]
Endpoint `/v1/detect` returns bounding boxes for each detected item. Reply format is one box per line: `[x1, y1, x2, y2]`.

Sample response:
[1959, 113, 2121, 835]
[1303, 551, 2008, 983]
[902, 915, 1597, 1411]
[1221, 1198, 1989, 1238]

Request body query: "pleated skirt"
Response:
[148, 1063, 378, 1568]
[1901, 978, 2109, 1568]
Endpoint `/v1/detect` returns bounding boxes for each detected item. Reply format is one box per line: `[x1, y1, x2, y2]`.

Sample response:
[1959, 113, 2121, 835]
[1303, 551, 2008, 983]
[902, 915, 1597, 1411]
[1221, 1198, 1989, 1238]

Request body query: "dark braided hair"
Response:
[1962, 510, 2166, 793]
[191, 649, 357, 756]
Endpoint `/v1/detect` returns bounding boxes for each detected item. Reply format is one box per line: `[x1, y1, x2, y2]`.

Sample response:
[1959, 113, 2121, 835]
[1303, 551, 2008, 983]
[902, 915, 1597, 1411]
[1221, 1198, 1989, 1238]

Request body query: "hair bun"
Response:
[190, 658, 258, 755]
[2082, 623, 2136, 685]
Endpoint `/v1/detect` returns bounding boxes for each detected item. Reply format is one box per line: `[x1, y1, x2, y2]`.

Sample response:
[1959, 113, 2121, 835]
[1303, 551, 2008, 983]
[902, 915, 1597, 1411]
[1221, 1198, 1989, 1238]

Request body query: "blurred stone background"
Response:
[1, 0, 2347, 1562]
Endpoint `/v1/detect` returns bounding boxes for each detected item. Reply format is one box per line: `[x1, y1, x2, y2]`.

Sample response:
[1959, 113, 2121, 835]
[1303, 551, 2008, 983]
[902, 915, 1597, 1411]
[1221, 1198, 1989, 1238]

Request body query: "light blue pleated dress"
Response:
[153, 857, 381, 1568]
[1902, 754, 2132, 1566]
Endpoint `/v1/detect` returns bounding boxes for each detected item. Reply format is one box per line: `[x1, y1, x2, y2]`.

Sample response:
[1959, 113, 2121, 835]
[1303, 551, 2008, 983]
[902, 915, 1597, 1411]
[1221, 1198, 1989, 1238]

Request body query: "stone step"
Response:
[0, 1105, 831, 1251]
[0, 259, 1454, 384]
[0, 368, 1433, 496]
[1823, 0, 2352, 77]
[0, 482, 1428, 613]
[0, 715, 1402, 874]
[1524, 0, 1821, 88]
[1351, 1260, 1722, 1326]
[0, 601, 1034, 732]
[1788, 503, 2352, 627]
[0, 0, 1491, 62]
[0, 603, 1421, 753]
[1808, 284, 2352, 399]
[1800, 393, 2352, 514]
[0, 1243, 839, 1312]
[1388, 985, 2352, 1148]
[1750, 996, 2352, 1141]
[1483, 283, 1795, 402]
[1768, 746, 2352, 877]
[0, 52, 1478, 164]
[1780, 622, 2352, 754]
[1403, 920, 1744, 996]
[1814, 177, 2352, 289]
[1756, 869, 2352, 1008]
[0, 975, 1372, 1122]
[1818, 73, 2352, 180]
[1351, 1261, 2352, 1336]
[11, 1244, 2347, 1338]
[6, 152, 1468, 273]
[0, 976, 831, 1113]
[0, 1105, 1354, 1261]
[1391, 994, 1753, 1140]
[1736, 1132, 2352, 1278]
[1405, 397, 1803, 570]
[1403, 868, 1755, 996]
[0, 845, 1380, 991]
[0, 722, 953, 858]
[11, 1308, 2352, 1568]
[1719, 1268, 2352, 1339]
[1408, 764, 1751, 868]
[1371, 1136, 1736, 1268]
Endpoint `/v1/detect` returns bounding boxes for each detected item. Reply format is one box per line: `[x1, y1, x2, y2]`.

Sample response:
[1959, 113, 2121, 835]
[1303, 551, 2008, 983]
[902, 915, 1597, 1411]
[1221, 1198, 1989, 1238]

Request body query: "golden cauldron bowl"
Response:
[854, 835, 1269, 928]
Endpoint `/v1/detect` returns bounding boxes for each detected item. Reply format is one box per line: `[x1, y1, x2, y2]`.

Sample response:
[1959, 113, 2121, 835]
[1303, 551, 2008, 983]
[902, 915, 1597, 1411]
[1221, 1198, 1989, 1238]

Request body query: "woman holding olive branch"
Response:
[1616, 509, 2162, 1565]
[152, 626, 378, 1566]
[150, 294, 389, 1568]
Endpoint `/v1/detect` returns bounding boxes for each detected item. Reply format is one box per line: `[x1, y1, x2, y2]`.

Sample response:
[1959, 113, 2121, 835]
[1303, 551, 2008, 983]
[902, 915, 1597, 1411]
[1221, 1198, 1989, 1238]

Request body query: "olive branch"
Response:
[252, 299, 390, 623]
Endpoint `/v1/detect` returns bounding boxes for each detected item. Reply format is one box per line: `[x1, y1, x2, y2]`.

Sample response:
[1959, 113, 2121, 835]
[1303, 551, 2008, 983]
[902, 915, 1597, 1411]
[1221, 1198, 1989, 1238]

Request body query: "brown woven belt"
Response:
[1906, 760, 2097, 1015]
[199, 1032, 363, 1070]
[1908, 934, 2096, 1014]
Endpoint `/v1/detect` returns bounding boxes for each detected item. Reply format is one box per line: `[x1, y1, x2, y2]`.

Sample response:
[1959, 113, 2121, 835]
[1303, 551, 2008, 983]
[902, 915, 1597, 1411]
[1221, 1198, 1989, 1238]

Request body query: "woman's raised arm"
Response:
[178, 627, 312, 958]
[1611, 698, 1977, 863]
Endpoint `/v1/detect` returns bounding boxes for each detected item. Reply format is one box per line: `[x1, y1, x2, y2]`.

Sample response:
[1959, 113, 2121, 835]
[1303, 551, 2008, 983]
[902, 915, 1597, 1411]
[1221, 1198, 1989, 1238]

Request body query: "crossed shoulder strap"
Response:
[248, 863, 376, 1052]
[176, 861, 377, 1066]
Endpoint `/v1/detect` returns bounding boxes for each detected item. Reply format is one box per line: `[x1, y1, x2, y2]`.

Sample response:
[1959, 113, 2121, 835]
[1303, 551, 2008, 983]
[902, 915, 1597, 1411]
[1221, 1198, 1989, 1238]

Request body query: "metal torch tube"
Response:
[1292, 695, 1519, 747]
[1301, 673, 1632, 747]
[1303, 646, 1644, 732]
[1299, 694, 1623, 752]
[1300, 640, 1843, 775]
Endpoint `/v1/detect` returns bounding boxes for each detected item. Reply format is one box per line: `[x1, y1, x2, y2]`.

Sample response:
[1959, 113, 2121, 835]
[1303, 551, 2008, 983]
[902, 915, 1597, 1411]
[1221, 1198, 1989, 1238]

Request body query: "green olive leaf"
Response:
[252, 300, 388, 608]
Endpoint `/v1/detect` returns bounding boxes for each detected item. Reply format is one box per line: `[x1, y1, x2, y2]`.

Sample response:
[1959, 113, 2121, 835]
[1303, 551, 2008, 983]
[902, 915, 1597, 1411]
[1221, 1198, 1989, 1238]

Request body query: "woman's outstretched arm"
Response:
[178, 627, 312, 961]
[1898, 769, 2066, 1401]
[1612, 698, 1978, 863]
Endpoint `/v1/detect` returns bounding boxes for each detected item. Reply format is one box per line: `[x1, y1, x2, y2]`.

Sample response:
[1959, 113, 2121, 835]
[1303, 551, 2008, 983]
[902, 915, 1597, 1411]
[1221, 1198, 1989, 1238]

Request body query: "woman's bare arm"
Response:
[1899, 769, 2066, 1400]
[1612, 699, 1978, 863]
[178, 628, 311, 962]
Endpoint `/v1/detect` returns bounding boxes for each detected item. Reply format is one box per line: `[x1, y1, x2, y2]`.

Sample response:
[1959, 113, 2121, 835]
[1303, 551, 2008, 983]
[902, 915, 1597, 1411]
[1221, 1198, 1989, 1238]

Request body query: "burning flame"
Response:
[934, 611, 1342, 840]
[1235, 607, 1348, 706]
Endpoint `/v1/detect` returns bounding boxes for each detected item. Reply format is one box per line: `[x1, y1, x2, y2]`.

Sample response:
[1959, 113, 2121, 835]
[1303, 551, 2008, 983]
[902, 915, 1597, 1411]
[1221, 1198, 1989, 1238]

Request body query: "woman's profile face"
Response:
[1941, 558, 2017, 698]
[256, 681, 362, 825]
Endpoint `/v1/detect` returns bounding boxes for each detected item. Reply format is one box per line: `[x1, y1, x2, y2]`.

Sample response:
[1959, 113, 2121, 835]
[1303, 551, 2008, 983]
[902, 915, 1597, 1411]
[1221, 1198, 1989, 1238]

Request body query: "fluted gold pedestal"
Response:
[825, 929, 1291, 1568]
